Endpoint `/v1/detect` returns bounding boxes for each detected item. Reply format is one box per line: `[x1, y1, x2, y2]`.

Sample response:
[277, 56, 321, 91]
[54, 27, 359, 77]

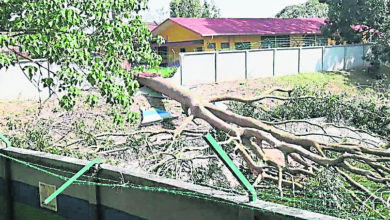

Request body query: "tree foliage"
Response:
[275, 0, 329, 18]
[170, 0, 220, 18]
[322, 0, 388, 44]
[0, 0, 162, 123]
[322, 0, 390, 78]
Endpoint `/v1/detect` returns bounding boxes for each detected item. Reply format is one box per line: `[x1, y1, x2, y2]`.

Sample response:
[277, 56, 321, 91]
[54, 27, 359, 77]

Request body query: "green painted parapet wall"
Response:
[0, 146, 340, 220]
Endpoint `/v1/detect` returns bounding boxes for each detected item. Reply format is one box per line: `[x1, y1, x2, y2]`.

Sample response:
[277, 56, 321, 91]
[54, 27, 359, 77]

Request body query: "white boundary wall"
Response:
[0, 60, 62, 101]
[179, 44, 371, 86]
[0, 44, 371, 100]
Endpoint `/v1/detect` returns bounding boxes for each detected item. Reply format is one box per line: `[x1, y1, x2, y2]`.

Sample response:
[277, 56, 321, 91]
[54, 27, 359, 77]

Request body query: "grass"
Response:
[264, 68, 389, 95]
[145, 66, 178, 78]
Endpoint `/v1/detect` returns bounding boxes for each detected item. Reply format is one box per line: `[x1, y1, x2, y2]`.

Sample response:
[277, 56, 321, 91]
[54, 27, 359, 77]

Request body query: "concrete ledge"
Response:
[0, 146, 340, 220]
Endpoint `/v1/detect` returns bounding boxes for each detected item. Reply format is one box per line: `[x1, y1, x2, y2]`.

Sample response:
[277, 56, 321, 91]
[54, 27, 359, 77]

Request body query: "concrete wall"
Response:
[274, 48, 299, 76]
[179, 44, 370, 86]
[216, 51, 246, 82]
[0, 45, 370, 100]
[0, 146, 339, 220]
[345, 45, 364, 69]
[300, 47, 323, 73]
[247, 49, 274, 79]
[323, 46, 345, 71]
[181, 52, 216, 85]
[0, 60, 61, 101]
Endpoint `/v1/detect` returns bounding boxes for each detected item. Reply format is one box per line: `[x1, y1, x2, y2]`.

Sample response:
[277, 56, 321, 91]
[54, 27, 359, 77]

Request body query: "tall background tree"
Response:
[170, 0, 220, 18]
[322, 0, 390, 77]
[275, 0, 329, 18]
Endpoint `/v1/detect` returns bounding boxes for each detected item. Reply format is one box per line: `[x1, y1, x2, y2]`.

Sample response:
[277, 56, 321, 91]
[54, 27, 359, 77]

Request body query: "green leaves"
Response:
[85, 95, 99, 108]
[0, 0, 161, 124]
[323, 0, 388, 44]
[323, 0, 390, 78]
[276, 0, 329, 18]
[170, 0, 220, 18]
[22, 65, 38, 80]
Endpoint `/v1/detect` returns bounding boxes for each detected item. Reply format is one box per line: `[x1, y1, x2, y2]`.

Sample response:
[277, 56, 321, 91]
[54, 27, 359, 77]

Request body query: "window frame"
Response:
[303, 35, 316, 47]
[275, 35, 290, 48]
[207, 43, 216, 50]
[220, 42, 230, 50]
[234, 42, 251, 50]
[261, 36, 275, 48]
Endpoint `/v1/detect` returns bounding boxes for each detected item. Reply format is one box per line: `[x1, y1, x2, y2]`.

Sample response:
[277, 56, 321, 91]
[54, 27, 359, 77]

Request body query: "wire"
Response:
[0, 151, 382, 219]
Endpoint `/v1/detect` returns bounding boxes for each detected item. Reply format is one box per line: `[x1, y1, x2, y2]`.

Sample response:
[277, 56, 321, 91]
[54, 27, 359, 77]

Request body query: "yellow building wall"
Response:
[157, 22, 332, 64]
[167, 45, 204, 63]
[160, 22, 202, 42]
[165, 34, 310, 63]
[203, 35, 261, 51]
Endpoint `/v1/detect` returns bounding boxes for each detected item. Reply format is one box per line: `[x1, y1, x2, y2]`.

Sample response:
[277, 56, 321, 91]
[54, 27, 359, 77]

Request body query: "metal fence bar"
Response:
[0, 133, 11, 148]
[204, 133, 257, 202]
[43, 158, 102, 205]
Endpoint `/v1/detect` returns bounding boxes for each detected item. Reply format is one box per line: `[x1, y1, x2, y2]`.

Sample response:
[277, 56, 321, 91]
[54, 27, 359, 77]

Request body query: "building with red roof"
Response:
[152, 18, 331, 65]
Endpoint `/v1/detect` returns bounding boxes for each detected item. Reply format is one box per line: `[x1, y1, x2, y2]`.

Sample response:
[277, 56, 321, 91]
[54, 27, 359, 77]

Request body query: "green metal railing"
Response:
[204, 133, 257, 202]
[43, 158, 102, 205]
[0, 133, 11, 148]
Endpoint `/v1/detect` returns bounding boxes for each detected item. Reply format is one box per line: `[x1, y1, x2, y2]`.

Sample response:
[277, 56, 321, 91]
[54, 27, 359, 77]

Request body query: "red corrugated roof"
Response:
[148, 24, 157, 31]
[166, 18, 326, 36]
[351, 24, 381, 34]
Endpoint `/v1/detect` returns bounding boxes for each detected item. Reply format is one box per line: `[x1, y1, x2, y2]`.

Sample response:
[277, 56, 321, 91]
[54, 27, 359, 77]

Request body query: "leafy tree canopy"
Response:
[322, 0, 388, 44]
[170, 0, 220, 18]
[322, 0, 390, 78]
[275, 0, 329, 18]
[0, 0, 162, 124]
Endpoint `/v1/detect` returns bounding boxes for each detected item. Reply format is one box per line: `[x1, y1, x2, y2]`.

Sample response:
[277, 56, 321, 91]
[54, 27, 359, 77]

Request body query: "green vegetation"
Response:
[144, 66, 179, 78]
[227, 71, 390, 219]
[2, 69, 390, 219]
[170, 0, 220, 18]
[323, 0, 390, 78]
[0, 0, 163, 124]
[276, 0, 328, 18]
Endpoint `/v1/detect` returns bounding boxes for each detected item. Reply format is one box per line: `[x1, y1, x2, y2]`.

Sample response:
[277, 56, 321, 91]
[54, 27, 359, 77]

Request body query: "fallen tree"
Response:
[135, 72, 390, 215]
[1, 0, 389, 218]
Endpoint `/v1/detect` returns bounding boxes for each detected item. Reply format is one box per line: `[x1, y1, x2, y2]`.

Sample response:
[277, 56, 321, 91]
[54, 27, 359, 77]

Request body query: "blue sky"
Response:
[142, 0, 308, 22]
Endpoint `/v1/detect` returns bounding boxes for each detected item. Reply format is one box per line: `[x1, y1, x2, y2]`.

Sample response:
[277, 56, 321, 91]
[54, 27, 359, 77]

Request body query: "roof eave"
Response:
[201, 31, 322, 37]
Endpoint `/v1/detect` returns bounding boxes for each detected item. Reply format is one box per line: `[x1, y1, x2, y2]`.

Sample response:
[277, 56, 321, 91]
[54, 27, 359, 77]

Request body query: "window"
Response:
[207, 43, 216, 50]
[235, 42, 251, 50]
[303, 35, 316, 47]
[195, 47, 203, 52]
[221, 42, 230, 50]
[261, 36, 275, 48]
[180, 48, 186, 53]
[275, 35, 290, 48]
